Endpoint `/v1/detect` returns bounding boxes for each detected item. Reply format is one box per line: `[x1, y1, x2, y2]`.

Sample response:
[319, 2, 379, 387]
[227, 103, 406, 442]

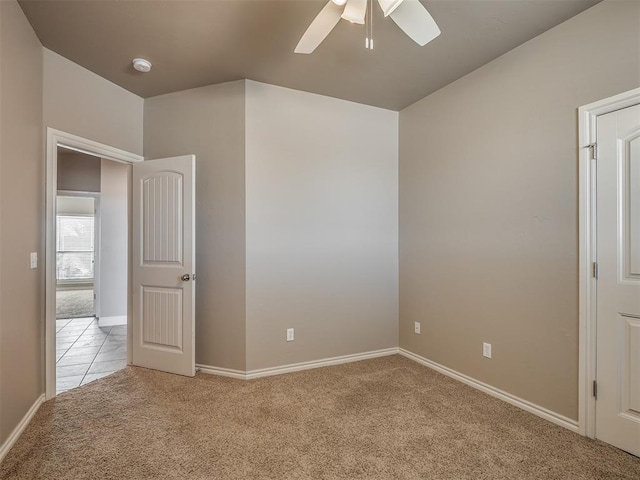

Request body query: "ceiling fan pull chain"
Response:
[365, 0, 369, 49]
[371, 0, 374, 49]
[365, 0, 374, 50]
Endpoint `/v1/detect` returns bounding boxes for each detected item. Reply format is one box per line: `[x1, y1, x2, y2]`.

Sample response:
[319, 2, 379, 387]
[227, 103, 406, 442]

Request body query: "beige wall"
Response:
[145, 80, 399, 372]
[399, 0, 640, 420]
[0, 13, 143, 449]
[245, 81, 399, 371]
[43, 49, 143, 156]
[0, 0, 44, 447]
[57, 149, 101, 192]
[99, 159, 129, 319]
[144, 81, 247, 371]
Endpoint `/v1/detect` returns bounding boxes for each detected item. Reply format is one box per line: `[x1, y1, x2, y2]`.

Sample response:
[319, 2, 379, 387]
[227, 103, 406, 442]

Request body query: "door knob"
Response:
[181, 274, 190, 281]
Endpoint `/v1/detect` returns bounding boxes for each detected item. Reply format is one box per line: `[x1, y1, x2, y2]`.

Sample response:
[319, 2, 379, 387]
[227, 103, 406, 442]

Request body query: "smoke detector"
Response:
[132, 58, 152, 73]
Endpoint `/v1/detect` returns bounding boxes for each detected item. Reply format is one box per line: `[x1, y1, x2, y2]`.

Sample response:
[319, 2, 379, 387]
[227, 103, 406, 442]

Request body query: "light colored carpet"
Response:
[56, 289, 94, 319]
[1, 355, 639, 479]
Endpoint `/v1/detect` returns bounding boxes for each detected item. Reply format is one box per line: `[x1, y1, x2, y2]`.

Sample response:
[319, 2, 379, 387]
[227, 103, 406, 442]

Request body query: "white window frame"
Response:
[56, 191, 101, 316]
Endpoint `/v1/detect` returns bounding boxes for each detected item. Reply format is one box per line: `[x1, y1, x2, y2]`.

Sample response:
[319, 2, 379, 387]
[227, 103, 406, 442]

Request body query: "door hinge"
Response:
[592, 262, 599, 279]
[94, 293, 96, 300]
[584, 143, 597, 160]
[593, 380, 598, 399]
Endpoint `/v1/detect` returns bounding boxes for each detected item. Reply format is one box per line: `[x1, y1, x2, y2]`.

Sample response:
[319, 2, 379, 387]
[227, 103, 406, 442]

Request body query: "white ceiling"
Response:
[18, 0, 601, 110]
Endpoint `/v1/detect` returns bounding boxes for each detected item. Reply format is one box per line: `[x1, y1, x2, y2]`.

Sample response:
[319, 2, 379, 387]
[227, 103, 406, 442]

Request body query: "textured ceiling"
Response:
[18, 0, 601, 110]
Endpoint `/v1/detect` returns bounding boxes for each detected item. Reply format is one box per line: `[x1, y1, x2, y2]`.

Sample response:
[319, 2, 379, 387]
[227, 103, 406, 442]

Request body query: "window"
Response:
[56, 215, 94, 281]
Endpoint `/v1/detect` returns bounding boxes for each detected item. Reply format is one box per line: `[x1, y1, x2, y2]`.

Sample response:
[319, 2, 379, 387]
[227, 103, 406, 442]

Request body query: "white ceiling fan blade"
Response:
[341, 0, 367, 24]
[388, 0, 441, 46]
[378, 0, 404, 17]
[295, 1, 344, 54]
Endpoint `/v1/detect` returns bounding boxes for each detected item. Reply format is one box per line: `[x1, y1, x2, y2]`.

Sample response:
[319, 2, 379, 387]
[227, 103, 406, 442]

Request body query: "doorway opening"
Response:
[56, 194, 96, 320]
[46, 129, 143, 399]
[54, 146, 130, 394]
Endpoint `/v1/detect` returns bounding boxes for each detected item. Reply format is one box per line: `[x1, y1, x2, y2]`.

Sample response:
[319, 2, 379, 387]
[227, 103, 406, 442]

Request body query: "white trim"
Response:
[246, 348, 399, 379]
[199, 348, 578, 433]
[46, 128, 142, 400]
[399, 349, 579, 433]
[197, 348, 400, 380]
[578, 87, 640, 438]
[53, 130, 142, 165]
[57, 189, 100, 196]
[0, 394, 45, 463]
[98, 315, 127, 327]
[196, 365, 247, 380]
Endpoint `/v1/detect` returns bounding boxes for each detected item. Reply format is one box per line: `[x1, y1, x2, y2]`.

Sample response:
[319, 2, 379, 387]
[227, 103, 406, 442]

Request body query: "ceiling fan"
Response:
[295, 0, 440, 54]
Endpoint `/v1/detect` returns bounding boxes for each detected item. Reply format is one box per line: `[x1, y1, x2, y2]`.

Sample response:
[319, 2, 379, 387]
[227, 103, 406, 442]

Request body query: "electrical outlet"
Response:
[483, 342, 492, 359]
[414, 322, 421, 334]
[30, 252, 38, 269]
[286, 328, 294, 342]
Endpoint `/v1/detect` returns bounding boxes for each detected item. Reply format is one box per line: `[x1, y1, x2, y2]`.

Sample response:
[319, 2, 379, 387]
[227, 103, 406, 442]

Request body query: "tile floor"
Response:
[56, 317, 127, 394]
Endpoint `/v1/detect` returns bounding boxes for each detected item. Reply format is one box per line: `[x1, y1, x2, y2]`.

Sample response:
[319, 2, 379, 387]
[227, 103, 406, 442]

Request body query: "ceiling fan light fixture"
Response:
[295, 0, 439, 54]
[378, 0, 405, 17]
[341, 0, 367, 24]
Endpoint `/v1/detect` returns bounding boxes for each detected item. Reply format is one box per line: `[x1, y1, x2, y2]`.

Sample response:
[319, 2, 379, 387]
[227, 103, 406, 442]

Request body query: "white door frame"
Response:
[45, 128, 143, 399]
[56, 190, 101, 318]
[578, 87, 640, 438]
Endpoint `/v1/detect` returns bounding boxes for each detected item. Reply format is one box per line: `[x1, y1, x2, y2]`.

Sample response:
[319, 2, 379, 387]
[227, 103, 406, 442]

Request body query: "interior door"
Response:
[132, 155, 196, 377]
[596, 104, 640, 456]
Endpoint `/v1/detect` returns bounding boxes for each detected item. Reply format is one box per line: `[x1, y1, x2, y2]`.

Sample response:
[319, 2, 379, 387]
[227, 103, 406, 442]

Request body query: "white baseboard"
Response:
[197, 347, 399, 381]
[196, 364, 246, 380]
[399, 348, 579, 433]
[98, 315, 127, 327]
[246, 347, 399, 380]
[198, 347, 579, 434]
[0, 394, 45, 463]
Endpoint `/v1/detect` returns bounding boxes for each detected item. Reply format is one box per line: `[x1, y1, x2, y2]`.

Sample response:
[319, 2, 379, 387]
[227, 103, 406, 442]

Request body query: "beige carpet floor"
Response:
[1, 355, 639, 479]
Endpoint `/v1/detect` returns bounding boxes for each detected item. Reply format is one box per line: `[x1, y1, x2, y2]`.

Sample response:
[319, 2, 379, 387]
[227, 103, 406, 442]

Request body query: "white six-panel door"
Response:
[596, 104, 640, 456]
[132, 155, 195, 377]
